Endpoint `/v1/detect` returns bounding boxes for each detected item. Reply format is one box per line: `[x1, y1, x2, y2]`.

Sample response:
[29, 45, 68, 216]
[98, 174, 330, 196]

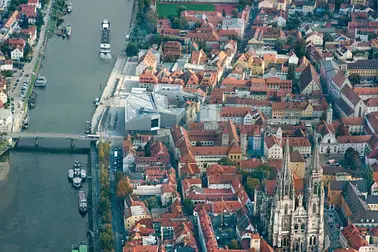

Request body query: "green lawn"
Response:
[156, 3, 215, 18]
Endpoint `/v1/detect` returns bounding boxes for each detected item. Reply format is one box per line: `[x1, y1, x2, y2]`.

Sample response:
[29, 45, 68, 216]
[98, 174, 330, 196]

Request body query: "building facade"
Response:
[257, 140, 324, 251]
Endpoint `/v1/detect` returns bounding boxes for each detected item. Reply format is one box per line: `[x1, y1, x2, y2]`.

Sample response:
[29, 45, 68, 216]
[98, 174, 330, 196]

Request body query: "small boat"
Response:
[85, 121, 91, 134]
[74, 160, 80, 168]
[80, 169, 86, 180]
[22, 115, 30, 129]
[35, 76, 47, 87]
[67, 3, 73, 13]
[74, 167, 80, 177]
[28, 92, 37, 109]
[94, 97, 100, 106]
[68, 169, 74, 180]
[66, 24, 71, 37]
[73, 177, 82, 188]
[72, 242, 87, 252]
[78, 190, 88, 213]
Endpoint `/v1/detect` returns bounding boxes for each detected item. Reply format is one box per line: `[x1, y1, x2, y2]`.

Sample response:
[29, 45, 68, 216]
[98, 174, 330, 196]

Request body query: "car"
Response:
[22, 97, 26, 101]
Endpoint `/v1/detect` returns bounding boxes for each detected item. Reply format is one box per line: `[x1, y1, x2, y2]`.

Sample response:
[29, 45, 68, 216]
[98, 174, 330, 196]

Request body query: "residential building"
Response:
[299, 64, 321, 95]
[306, 32, 324, 46]
[347, 60, 378, 80]
[264, 134, 282, 159]
[11, 47, 24, 60]
[163, 41, 181, 60]
[136, 50, 158, 75]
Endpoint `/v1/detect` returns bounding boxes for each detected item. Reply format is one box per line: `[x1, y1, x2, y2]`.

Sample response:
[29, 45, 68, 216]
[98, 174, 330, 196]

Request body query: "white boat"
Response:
[66, 24, 71, 36]
[68, 169, 74, 179]
[67, 3, 72, 13]
[80, 169, 86, 180]
[73, 177, 82, 188]
[35, 76, 47, 87]
[78, 191, 87, 213]
[100, 19, 111, 58]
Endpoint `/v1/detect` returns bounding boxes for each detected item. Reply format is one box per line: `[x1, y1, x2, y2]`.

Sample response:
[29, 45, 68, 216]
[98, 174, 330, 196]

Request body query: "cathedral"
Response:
[255, 139, 324, 252]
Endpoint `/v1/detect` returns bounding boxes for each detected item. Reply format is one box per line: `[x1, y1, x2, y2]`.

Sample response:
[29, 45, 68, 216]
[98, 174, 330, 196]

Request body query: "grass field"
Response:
[156, 3, 215, 17]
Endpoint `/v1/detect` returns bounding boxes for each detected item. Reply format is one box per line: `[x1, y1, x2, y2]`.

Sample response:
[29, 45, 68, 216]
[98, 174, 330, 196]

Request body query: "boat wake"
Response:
[100, 53, 112, 60]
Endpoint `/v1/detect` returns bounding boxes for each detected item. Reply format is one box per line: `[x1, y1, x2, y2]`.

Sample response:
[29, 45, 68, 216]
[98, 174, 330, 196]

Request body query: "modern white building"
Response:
[11, 47, 23, 60]
[124, 89, 185, 135]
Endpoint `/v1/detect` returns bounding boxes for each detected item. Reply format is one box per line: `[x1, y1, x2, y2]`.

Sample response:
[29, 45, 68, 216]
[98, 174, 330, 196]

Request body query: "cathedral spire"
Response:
[310, 133, 322, 173]
[282, 137, 291, 179]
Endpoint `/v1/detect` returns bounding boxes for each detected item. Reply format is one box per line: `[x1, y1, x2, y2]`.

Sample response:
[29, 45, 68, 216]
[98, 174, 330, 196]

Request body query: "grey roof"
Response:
[335, 97, 354, 116]
[366, 195, 378, 204]
[299, 64, 321, 92]
[330, 180, 367, 192]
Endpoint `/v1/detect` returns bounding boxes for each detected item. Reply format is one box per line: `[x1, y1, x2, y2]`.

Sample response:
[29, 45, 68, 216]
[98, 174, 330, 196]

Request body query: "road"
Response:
[109, 147, 126, 252]
[9, 0, 53, 132]
[238, 3, 259, 54]
[324, 209, 342, 250]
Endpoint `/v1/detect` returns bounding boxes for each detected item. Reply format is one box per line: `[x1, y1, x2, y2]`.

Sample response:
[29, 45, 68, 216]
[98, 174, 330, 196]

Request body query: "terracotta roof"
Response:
[341, 224, 369, 250]
[290, 150, 305, 162]
[265, 180, 276, 195]
[299, 64, 320, 92]
[139, 49, 157, 68]
[341, 117, 364, 125]
[240, 158, 263, 171]
[337, 135, 371, 143]
[332, 71, 348, 88]
[265, 135, 281, 149]
[354, 87, 378, 96]
[342, 85, 361, 106]
[365, 97, 378, 107]
[123, 245, 159, 252]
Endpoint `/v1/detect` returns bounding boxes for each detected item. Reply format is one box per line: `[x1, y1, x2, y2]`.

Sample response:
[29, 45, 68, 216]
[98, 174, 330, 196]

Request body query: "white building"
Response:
[264, 135, 283, 159]
[11, 47, 23, 60]
[0, 108, 12, 132]
[306, 32, 324, 46]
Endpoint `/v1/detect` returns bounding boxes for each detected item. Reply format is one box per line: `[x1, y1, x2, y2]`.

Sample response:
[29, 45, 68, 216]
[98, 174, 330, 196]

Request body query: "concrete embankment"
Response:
[0, 160, 10, 180]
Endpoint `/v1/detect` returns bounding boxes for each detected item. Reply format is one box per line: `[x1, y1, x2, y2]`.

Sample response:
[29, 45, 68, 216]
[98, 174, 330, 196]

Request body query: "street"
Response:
[238, 3, 259, 54]
[9, 0, 53, 132]
[109, 147, 126, 252]
[324, 209, 343, 250]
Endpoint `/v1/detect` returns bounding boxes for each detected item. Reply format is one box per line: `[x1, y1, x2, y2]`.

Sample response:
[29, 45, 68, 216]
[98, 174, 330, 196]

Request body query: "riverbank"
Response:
[0, 160, 10, 180]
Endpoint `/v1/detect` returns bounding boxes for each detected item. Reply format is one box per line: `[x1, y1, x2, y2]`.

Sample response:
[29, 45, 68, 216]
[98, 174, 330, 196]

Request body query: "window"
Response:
[284, 204, 288, 215]
[313, 203, 317, 214]
[294, 224, 298, 230]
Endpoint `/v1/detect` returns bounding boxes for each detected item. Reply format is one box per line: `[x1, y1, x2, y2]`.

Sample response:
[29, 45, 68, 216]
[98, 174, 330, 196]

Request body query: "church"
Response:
[254, 138, 324, 252]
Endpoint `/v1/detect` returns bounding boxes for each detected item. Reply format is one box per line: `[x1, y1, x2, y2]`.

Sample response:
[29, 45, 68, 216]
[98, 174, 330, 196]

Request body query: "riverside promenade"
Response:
[10, 0, 53, 133]
[91, 55, 127, 134]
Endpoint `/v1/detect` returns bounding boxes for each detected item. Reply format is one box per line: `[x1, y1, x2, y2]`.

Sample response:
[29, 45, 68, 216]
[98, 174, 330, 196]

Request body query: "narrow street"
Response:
[109, 147, 126, 252]
[238, 3, 259, 54]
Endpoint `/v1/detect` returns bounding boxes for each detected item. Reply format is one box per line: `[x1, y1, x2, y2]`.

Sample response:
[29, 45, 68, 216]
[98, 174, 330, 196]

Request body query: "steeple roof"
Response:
[281, 138, 291, 180]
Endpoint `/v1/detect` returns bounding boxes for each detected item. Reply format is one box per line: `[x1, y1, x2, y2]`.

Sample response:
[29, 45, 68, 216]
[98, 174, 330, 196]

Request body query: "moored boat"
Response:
[80, 169, 86, 180]
[66, 24, 71, 36]
[67, 3, 73, 13]
[35, 76, 47, 87]
[100, 19, 111, 58]
[85, 120, 91, 134]
[73, 177, 82, 188]
[78, 190, 87, 213]
[68, 169, 74, 180]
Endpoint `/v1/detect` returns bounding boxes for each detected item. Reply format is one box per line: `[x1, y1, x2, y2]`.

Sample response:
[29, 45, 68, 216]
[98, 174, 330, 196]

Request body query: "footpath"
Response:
[91, 56, 127, 134]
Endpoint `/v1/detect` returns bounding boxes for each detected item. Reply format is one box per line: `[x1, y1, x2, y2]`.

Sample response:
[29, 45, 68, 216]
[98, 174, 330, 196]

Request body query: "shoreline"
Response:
[0, 160, 10, 181]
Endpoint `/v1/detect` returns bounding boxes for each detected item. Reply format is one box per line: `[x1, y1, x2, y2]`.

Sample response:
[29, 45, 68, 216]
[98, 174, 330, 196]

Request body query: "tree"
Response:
[183, 198, 195, 215]
[24, 44, 32, 58]
[218, 157, 236, 165]
[335, 0, 342, 11]
[222, 9, 226, 17]
[323, 32, 333, 42]
[348, 74, 361, 85]
[248, 164, 273, 181]
[294, 39, 306, 58]
[144, 196, 158, 210]
[274, 39, 285, 53]
[344, 147, 361, 170]
[116, 177, 133, 198]
[232, 8, 238, 17]
[179, 17, 188, 30]
[228, 239, 240, 249]
[177, 5, 187, 17]
[126, 43, 139, 56]
[287, 64, 296, 81]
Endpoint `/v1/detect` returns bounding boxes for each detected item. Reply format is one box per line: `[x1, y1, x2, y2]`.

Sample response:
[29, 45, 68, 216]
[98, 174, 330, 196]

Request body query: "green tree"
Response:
[183, 198, 195, 215]
[218, 157, 236, 165]
[228, 239, 240, 249]
[222, 9, 226, 17]
[1, 70, 12, 78]
[116, 177, 133, 198]
[177, 5, 187, 17]
[144, 196, 158, 210]
[287, 64, 296, 81]
[348, 74, 361, 85]
[274, 39, 285, 53]
[294, 39, 306, 58]
[335, 0, 342, 11]
[323, 32, 333, 42]
[248, 164, 273, 181]
[23, 44, 32, 58]
[126, 43, 139, 56]
[232, 8, 238, 17]
[179, 17, 188, 30]
[344, 147, 361, 170]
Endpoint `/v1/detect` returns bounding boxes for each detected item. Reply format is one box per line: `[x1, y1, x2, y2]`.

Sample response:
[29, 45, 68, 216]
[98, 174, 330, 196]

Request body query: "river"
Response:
[0, 0, 133, 250]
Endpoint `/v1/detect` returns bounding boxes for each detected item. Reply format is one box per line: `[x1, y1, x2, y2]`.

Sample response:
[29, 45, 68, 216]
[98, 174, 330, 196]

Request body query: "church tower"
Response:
[304, 138, 325, 252]
[326, 104, 333, 124]
[270, 139, 295, 250]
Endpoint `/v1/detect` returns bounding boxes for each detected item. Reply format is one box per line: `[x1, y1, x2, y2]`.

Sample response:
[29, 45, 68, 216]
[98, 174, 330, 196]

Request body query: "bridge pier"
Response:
[35, 137, 39, 147]
[71, 138, 74, 148]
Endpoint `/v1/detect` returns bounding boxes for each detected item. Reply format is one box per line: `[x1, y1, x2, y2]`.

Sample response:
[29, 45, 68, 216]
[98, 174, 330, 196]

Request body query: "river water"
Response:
[0, 0, 132, 250]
